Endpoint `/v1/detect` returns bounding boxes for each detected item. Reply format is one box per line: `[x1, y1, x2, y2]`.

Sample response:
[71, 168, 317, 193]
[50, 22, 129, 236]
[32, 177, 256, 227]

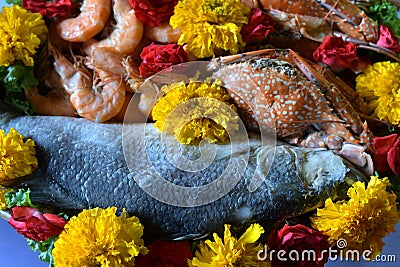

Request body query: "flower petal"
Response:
[388, 137, 400, 175]
[237, 223, 264, 246]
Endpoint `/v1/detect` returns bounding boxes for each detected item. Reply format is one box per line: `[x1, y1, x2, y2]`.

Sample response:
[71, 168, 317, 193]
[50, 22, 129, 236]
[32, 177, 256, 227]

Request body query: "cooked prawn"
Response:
[48, 21, 77, 51]
[82, 38, 98, 56]
[122, 56, 144, 93]
[89, 45, 127, 77]
[56, 0, 112, 42]
[144, 23, 181, 43]
[113, 93, 147, 122]
[51, 44, 127, 122]
[24, 86, 77, 117]
[84, 39, 139, 93]
[241, 0, 259, 8]
[24, 47, 77, 117]
[94, 0, 144, 55]
[70, 70, 127, 122]
[50, 44, 92, 95]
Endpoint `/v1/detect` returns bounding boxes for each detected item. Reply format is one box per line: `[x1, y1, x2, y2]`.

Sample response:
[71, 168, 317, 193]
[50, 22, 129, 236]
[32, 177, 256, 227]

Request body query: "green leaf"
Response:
[27, 236, 56, 267]
[5, 188, 37, 208]
[6, 0, 22, 5]
[58, 212, 70, 221]
[4, 64, 38, 91]
[367, 0, 400, 36]
[0, 66, 7, 81]
[1, 64, 38, 115]
[4, 96, 35, 115]
[387, 175, 400, 205]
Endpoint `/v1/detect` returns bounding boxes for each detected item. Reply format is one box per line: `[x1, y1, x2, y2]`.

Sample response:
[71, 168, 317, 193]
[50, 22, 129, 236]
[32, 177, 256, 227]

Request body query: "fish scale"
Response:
[0, 102, 366, 239]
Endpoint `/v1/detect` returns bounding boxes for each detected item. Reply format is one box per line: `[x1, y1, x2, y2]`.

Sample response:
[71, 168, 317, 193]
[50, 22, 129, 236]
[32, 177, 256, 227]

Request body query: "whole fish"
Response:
[0, 102, 366, 239]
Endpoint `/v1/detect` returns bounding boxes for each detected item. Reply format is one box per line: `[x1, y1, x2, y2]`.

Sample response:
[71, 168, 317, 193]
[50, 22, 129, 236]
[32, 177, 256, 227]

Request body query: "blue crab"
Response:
[212, 48, 374, 174]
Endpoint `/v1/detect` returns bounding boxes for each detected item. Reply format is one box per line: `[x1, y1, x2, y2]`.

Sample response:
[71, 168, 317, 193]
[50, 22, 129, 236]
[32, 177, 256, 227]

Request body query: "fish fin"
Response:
[12, 175, 87, 211]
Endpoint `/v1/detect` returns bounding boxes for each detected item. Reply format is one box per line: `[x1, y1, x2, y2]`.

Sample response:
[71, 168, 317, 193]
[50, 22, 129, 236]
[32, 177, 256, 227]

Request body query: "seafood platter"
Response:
[1, 0, 400, 266]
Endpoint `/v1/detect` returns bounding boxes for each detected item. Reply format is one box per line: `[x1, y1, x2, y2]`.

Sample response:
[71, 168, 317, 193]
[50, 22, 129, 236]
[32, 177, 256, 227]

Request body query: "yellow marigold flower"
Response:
[356, 61, 400, 125]
[53, 207, 148, 267]
[189, 223, 270, 267]
[0, 187, 11, 210]
[0, 128, 38, 183]
[170, 0, 250, 58]
[151, 80, 239, 144]
[0, 5, 48, 67]
[311, 176, 400, 259]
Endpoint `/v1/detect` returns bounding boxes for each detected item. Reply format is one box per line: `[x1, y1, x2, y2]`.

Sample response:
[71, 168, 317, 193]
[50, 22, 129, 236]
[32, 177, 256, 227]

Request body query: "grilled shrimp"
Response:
[56, 0, 112, 42]
[48, 22, 77, 51]
[24, 86, 77, 117]
[51, 45, 127, 122]
[24, 49, 77, 117]
[88, 45, 126, 77]
[241, 0, 259, 8]
[144, 23, 181, 43]
[94, 0, 144, 55]
[84, 39, 140, 93]
[122, 55, 144, 93]
[113, 93, 147, 122]
[70, 70, 127, 122]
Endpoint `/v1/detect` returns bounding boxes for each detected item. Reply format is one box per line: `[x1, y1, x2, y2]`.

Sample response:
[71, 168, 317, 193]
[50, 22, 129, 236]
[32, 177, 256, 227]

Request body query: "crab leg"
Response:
[260, 0, 378, 42]
[314, 0, 379, 42]
[285, 50, 374, 155]
[287, 50, 366, 132]
[306, 60, 369, 114]
[335, 33, 400, 62]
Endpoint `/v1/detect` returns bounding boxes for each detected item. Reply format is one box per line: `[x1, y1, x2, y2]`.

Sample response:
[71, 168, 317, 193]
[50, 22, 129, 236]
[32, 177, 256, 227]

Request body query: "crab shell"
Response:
[212, 49, 374, 174]
[259, 0, 379, 43]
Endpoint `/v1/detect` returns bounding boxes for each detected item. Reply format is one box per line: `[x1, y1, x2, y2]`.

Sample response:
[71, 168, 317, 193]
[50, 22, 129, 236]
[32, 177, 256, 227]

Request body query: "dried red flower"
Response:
[8, 206, 67, 242]
[139, 42, 188, 78]
[377, 25, 400, 54]
[135, 240, 192, 267]
[374, 134, 400, 175]
[313, 36, 370, 72]
[267, 224, 330, 267]
[22, 0, 76, 18]
[241, 8, 274, 43]
[129, 0, 178, 27]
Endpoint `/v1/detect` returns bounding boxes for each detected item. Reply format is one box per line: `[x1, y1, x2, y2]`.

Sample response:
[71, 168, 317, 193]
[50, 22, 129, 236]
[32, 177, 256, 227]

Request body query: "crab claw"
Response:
[337, 143, 374, 176]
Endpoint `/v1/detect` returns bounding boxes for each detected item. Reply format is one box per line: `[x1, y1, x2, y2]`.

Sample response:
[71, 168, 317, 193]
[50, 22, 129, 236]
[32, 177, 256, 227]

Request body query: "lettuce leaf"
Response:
[27, 236, 56, 267]
[368, 0, 400, 36]
[0, 64, 37, 115]
[5, 188, 37, 208]
[6, 0, 22, 5]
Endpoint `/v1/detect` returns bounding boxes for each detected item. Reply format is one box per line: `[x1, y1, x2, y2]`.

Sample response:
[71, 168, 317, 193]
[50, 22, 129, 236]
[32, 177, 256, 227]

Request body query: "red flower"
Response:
[374, 134, 400, 175]
[22, 0, 76, 18]
[135, 240, 192, 267]
[8, 206, 67, 242]
[139, 42, 188, 78]
[241, 8, 274, 43]
[129, 0, 178, 27]
[377, 25, 400, 54]
[313, 36, 370, 72]
[388, 138, 400, 175]
[267, 224, 330, 267]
